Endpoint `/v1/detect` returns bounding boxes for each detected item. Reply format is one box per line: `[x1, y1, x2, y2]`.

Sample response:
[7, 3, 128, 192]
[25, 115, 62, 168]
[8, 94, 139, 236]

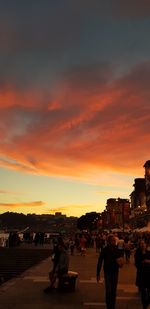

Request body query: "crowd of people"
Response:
[1, 229, 149, 308]
[95, 232, 150, 309]
[43, 231, 150, 309]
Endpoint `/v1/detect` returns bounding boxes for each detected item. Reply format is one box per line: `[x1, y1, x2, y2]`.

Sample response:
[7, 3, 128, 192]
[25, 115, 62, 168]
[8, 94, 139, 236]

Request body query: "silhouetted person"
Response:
[134, 239, 150, 309]
[124, 237, 131, 263]
[34, 232, 40, 246]
[44, 240, 69, 293]
[97, 234, 123, 309]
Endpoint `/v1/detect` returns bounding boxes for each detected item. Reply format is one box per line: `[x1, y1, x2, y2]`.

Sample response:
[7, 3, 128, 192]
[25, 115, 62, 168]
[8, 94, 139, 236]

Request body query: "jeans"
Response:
[141, 287, 150, 309]
[104, 271, 119, 309]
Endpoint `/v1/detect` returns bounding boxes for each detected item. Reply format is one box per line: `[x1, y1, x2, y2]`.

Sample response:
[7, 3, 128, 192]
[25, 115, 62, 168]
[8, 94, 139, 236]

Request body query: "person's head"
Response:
[138, 239, 146, 251]
[107, 234, 116, 247]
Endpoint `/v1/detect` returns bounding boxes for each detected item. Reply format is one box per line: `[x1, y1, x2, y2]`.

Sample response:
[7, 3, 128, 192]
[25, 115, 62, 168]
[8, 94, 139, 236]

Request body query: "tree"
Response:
[77, 212, 101, 231]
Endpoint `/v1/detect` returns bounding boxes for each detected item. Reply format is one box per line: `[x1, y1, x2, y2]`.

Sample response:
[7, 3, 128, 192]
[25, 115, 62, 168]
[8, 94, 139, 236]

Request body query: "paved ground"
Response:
[0, 248, 145, 309]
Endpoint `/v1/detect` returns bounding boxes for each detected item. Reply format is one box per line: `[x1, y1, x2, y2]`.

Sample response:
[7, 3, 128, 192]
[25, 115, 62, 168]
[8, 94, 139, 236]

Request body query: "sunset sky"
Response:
[0, 1, 150, 217]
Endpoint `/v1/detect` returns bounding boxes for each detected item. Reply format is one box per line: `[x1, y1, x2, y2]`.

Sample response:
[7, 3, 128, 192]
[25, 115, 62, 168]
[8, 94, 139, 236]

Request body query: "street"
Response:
[0, 247, 143, 309]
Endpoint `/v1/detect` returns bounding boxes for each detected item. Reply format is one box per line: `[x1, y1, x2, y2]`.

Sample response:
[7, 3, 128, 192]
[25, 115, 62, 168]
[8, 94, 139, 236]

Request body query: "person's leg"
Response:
[43, 271, 57, 293]
[140, 287, 148, 309]
[105, 273, 113, 309]
[49, 271, 57, 287]
[57, 269, 69, 291]
[111, 272, 119, 309]
[147, 288, 150, 307]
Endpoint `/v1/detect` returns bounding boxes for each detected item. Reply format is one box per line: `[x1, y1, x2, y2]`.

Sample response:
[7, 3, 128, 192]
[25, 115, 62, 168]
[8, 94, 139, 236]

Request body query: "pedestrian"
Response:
[95, 234, 103, 254]
[69, 237, 75, 255]
[124, 237, 131, 263]
[117, 236, 125, 257]
[134, 239, 150, 309]
[44, 240, 69, 293]
[96, 234, 124, 309]
[80, 235, 87, 256]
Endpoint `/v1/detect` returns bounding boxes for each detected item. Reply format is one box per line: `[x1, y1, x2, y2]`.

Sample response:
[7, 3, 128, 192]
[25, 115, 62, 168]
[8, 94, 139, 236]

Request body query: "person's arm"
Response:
[96, 249, 104, 282]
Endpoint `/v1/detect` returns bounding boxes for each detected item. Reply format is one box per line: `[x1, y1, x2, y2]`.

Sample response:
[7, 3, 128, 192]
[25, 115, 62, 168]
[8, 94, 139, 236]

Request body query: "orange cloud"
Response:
[48, 101, 61, 111]
[0, 189, 25, 195]
[0, 157, 37, 174]
[0, 62, 150, 180]
[0, 88, 42, 109]
[0, 201, 45, 208]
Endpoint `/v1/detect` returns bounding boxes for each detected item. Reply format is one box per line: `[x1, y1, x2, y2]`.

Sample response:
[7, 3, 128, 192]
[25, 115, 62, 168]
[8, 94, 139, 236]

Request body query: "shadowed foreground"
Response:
[0, 248, 142, 309]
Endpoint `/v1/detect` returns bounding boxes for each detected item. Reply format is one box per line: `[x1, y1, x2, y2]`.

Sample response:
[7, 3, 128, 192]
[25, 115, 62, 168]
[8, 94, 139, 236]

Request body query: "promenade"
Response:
[0, 248, 142, 309]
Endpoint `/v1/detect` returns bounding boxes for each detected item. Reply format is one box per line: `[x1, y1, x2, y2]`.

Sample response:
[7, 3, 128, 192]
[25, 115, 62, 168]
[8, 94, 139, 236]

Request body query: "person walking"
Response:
[124, 237, 131, 263]
[96, 234, 123, 309]
[134, 239, 150, 309]
[69, 237, 75, 256]
[80, 235, 87, 256]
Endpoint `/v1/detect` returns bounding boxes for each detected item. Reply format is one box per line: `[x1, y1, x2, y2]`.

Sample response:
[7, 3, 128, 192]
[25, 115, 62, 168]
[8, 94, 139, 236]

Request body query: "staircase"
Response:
[0, 247, 50, 283]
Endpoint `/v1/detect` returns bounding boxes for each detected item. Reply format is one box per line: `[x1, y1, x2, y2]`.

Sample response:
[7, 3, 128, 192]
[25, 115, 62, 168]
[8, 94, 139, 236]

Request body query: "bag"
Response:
[116, 257, 124, 268]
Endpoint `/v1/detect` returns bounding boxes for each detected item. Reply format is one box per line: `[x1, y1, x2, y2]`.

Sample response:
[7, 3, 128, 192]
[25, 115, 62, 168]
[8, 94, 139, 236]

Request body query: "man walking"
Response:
[96, 234, 123, 309]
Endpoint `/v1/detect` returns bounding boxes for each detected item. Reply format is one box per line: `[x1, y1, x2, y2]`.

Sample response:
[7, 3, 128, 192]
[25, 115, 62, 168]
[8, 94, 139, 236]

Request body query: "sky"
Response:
[0, 0, 150, 217]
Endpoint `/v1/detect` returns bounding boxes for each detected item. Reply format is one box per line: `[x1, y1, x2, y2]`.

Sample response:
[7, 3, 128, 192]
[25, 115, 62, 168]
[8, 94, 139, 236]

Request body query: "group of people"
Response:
[96, 233, 150, 309]
[43, 231, 150, 309]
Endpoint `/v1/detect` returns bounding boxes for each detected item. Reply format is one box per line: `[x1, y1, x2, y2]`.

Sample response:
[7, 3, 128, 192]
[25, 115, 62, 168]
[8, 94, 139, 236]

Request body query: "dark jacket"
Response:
[97, 245, 121, 276]
[134, 249, 150, 288]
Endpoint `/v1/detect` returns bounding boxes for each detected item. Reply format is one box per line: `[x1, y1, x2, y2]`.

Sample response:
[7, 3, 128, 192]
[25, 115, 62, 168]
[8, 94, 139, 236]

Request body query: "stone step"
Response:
[0, 248, 50, 284]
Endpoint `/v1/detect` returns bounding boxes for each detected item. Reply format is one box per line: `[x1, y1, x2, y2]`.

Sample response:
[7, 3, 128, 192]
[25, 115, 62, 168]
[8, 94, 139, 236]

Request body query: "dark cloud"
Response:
[65, 63, 113, 92]
[0, 1, 83, 53]
[0, 0, 150, 90]
[115, 0, 150, 17]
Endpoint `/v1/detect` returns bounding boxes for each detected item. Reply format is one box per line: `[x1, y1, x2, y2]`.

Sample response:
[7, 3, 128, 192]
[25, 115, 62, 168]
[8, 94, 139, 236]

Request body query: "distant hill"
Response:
[0, 212, 77, 233]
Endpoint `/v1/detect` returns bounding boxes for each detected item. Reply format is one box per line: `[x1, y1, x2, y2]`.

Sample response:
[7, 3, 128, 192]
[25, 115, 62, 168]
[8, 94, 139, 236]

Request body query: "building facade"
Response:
[106, 198, 130, 229]
[144, 160, 150, 211]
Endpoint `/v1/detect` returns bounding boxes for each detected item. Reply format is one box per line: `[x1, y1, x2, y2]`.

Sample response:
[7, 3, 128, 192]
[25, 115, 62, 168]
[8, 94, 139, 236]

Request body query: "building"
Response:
[143, 160, 150, 210]
[130, 178, 146, 210]
[101, 210, 109, 229]
[106, 198, 130, 229]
